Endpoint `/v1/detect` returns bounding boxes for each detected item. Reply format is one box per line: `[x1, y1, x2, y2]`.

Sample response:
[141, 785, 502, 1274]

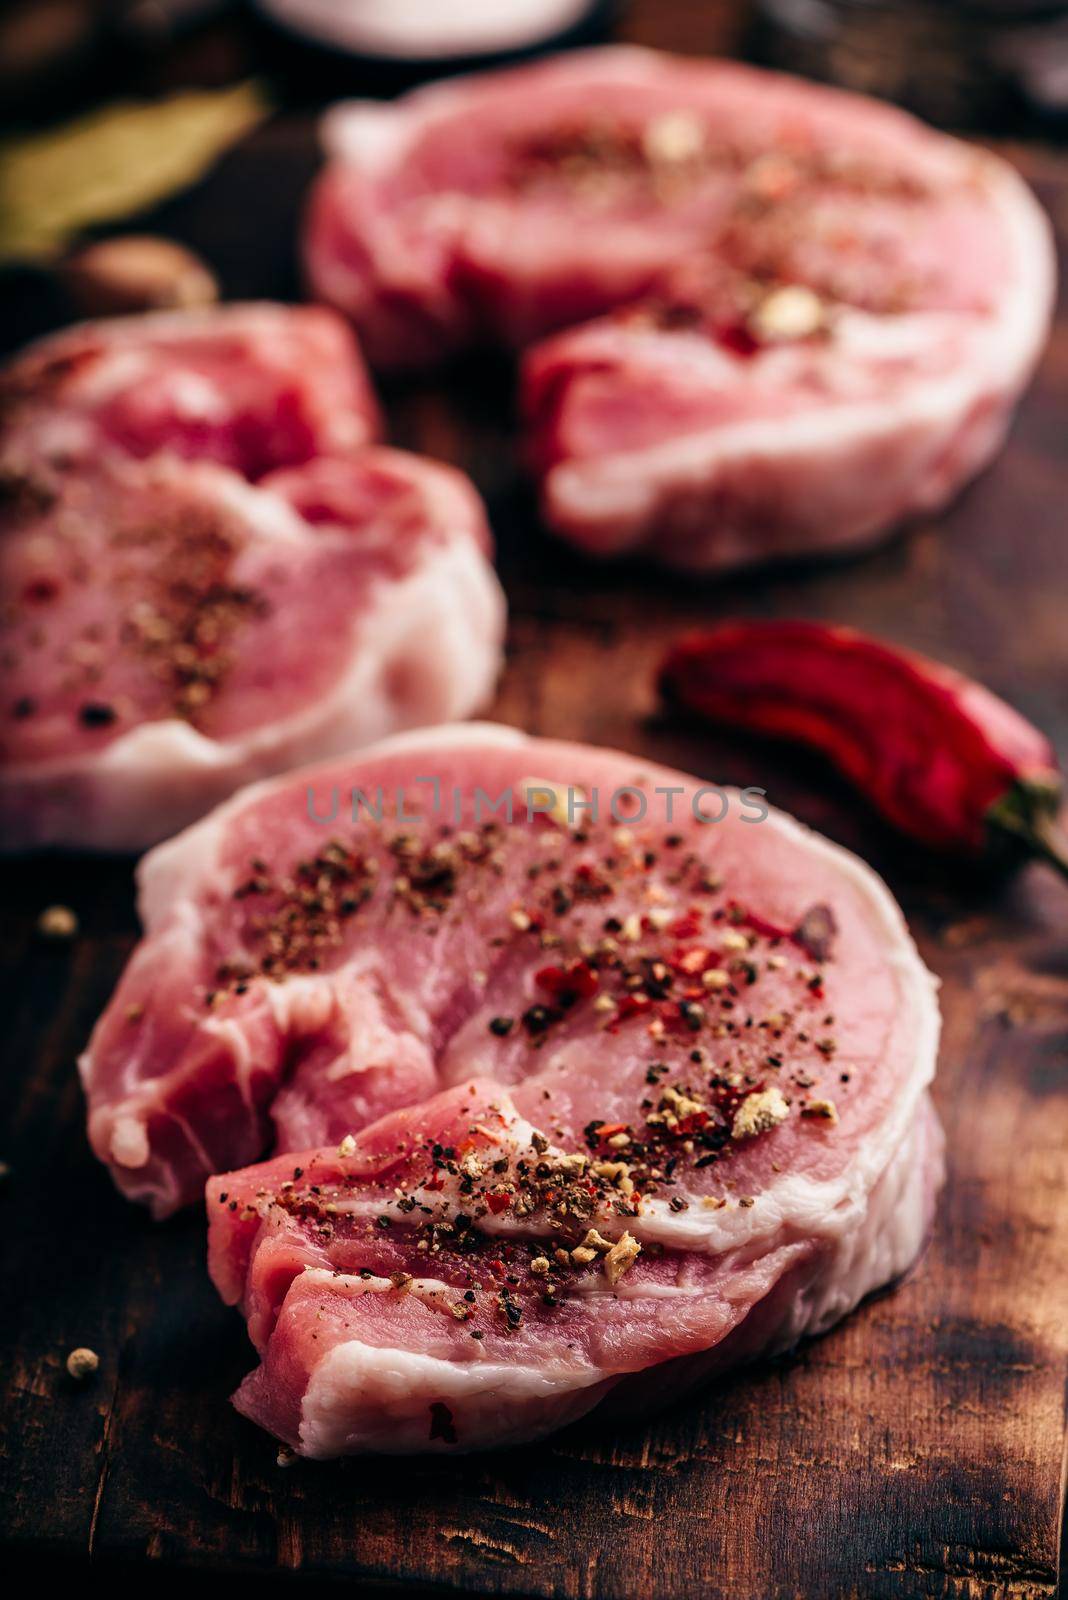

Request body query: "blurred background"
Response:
[4, 0, 1068, 128]
[2, 0, 1068, 352]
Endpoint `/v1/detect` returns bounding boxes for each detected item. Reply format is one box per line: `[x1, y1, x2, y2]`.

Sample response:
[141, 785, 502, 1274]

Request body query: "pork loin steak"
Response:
[1, 454, 504, 851]
[1, 304, 505, 851]
[82, 725, 942, 1451]
[0, 303, 380, 480]
[305, 46, 1053, 570]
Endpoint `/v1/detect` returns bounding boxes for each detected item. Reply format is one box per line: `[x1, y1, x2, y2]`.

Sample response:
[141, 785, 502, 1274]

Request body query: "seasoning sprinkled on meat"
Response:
[87, 728, 940, 1457]
[0, 305, 505, 852]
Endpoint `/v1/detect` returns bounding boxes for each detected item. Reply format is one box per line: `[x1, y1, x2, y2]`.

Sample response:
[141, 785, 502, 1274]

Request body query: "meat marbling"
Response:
[82, 724, 942, 1453]
[1, 307, 505, 851]
[305, 46, 1053, 570]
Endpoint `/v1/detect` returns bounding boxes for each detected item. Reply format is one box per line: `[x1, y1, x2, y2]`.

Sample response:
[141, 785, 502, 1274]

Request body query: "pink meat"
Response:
[305, 46, 1053, 569]
[1, 453, 504, 851]
[208, 1079, 941, 1456]
[83, 726, 941, 1450]
[1, 303, 380, 480]
[1, 305, 504, 851]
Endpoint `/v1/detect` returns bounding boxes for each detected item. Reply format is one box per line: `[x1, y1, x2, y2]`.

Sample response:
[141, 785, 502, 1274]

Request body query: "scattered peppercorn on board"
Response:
[2, 6, 1067, 1596]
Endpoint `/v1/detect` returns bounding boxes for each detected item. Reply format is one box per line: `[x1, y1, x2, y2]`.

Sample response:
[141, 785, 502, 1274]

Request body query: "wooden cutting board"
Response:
[2, 6, 1066, 1595]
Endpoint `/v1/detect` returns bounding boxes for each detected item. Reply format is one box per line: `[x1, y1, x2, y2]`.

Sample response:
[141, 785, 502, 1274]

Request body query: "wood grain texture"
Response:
[1, 4, 1067, 1595]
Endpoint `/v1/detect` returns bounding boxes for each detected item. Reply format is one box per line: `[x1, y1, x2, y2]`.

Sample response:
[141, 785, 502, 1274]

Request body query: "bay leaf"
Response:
[0, 80, 269, 264]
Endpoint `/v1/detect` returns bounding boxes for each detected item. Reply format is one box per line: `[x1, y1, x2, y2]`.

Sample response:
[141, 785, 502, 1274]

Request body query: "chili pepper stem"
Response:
[987, 800, 1068, 883]
[1018, 816, 1068, 882]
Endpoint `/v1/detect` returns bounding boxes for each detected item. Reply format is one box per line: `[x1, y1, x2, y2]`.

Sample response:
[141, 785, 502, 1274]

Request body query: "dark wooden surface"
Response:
[2, 4, 1068, 1596]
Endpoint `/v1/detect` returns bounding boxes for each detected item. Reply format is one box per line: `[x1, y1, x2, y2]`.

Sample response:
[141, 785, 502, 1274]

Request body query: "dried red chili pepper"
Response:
[658, 620, 1068, 877]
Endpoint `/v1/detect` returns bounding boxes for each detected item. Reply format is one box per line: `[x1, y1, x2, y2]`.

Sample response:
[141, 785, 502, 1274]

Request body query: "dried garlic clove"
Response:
[749, 285, 826, 343]
[62, 235, 218, 318]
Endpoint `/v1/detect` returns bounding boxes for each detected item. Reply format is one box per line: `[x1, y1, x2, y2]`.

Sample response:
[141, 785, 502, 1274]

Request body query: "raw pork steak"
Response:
[1, 308, 504, 851]
[0, 303, 380, 480]
[1, 453, 503, 852]
[82, 726, 941, 1452]
[306, 47, 1053, 569]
